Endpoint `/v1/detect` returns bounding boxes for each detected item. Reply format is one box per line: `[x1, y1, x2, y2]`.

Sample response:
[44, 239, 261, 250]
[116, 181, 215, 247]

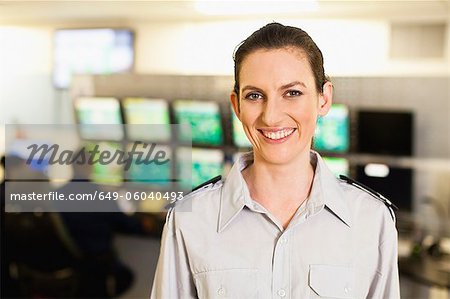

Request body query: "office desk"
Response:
[399, 255, 450, 289]
[115, 234, 161, 298]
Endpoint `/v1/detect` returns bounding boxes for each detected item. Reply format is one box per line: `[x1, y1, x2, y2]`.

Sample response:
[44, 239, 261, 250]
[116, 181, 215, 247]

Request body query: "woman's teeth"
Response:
[261, 128, 295, 140]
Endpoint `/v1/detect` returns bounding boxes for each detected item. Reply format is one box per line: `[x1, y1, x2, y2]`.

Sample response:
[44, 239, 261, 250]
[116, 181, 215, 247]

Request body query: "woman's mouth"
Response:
[258, 128, 296, 141]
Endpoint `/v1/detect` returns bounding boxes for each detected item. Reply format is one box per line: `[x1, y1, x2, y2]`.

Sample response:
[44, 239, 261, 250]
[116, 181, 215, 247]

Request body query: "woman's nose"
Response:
[261, 98, 284, 126]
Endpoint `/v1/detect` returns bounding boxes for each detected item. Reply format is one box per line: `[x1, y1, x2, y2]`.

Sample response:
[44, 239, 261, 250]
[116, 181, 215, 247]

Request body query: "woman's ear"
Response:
[230, 91, 241, 120]
[318, 81, 333, 117]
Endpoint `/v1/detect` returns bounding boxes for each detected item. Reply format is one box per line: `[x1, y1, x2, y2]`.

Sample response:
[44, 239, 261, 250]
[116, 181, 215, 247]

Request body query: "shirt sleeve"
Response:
[369, 212, 401, 299]
[150, 210, 197, 298]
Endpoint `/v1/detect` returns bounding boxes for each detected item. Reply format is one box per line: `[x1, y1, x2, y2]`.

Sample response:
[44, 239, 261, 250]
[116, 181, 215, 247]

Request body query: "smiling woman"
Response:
[231, 48, 333, 229]
[151, 23, 400, 299]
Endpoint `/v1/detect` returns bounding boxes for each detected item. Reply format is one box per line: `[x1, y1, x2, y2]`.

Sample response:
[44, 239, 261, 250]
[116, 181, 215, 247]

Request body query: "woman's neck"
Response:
[242, 151, 315, 228]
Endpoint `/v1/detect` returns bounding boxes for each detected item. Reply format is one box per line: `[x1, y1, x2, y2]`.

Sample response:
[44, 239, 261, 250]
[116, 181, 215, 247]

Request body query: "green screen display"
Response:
[322, 156, 349, 177]
[314, 104, 349, 153]
[232, 110, 252, 148]
[126, 143, 171, 187]
[85, 142, 124, 185]
[75, 97, 122, 124]
[173, 100, 223, 146]
[177, 148, 224, 188]
[123, 98, 171, 142]
[75, 97, 124, 141]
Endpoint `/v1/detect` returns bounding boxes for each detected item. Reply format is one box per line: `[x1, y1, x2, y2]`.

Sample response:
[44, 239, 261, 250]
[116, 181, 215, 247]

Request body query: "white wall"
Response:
[133, 19, 449, 77]
[0, 26, 55, 153]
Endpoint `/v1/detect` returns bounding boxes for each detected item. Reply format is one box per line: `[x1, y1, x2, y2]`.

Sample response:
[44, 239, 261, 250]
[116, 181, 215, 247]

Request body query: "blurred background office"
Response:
[0, 1, 449, 298]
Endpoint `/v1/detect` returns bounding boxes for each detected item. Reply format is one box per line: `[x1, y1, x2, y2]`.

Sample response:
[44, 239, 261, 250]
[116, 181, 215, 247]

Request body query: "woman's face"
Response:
[231, 47, 332, 165]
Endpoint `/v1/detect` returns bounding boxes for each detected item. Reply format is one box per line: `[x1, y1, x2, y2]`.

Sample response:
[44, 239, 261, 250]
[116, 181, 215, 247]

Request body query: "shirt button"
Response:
[277, 289, 286, 297]
[344, 285, 352, 293]
[217, 287, 225, 296]
[280, 237, 287, 244]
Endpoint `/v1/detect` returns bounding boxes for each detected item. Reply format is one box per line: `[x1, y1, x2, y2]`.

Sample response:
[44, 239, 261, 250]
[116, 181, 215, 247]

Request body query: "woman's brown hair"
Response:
[233, 22, 329, 96]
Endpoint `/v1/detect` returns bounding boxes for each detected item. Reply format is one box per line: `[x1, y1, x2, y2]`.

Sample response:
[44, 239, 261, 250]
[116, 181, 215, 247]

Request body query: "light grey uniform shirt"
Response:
[151, 152, 400, 299]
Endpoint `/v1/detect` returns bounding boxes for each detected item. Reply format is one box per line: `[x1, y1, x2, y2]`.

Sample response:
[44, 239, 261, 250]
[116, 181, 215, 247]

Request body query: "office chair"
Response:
[5, 211, 82, 298]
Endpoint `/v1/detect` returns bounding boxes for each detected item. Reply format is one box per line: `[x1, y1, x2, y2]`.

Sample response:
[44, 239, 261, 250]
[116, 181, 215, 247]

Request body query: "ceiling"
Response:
[0, 0, 448, 25]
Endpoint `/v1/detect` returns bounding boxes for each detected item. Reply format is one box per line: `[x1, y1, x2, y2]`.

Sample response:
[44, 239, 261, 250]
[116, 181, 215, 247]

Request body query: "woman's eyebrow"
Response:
[241, 85, 264, 93]
[241, 81, 306, 93]
[279, 81, 307, 90]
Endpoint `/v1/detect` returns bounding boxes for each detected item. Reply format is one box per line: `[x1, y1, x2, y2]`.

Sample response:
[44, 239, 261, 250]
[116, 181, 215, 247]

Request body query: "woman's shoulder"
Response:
[166, 175, 224, 224]
[339, 175, 396, 211]
[335, 175, 397, 229]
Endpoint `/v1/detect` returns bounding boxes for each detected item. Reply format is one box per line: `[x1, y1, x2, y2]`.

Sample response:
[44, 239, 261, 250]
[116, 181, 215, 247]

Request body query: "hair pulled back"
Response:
[233, 22, 329, 95]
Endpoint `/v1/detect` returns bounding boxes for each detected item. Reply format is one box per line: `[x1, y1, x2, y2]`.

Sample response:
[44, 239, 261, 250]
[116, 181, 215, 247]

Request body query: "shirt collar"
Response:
[218, 152, 253, 233]
[217, 151, 352, 233]
[309, 152, 352, 227]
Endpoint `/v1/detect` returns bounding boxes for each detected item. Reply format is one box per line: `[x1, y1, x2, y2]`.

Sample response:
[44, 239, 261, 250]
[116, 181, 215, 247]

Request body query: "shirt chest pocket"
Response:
[193, 269, 258, 299]
[309, 264, 355, 299]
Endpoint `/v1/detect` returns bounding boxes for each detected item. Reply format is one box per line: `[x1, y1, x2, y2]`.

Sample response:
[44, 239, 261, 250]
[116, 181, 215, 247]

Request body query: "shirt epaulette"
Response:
[164, 175, 222, 213]
[191, 175, 222, 192]
[339, 175, 398, 222]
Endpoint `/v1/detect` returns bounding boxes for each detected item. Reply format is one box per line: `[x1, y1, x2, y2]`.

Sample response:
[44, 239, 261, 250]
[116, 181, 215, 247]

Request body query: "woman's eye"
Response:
[285, 90, 302, 97]
[245, 93, 263, 101]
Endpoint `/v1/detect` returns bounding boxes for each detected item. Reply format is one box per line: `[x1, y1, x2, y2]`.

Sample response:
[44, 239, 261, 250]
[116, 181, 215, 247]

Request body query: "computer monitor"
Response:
[125, 143, 172, 187]
[322, 156, 349, 177]
[176, 147, 224, 188]
[173, 100, 223, 146]
[84, 142, 124, 186]
[314, 104, 349, 153]
[74, 97, 124, 141]
[357, 110, 413, 156]
[232, 109, 252, 148]
[122, 98, 171, 142]
[53, 28, 134, 89]
[356, 163, 413, 212]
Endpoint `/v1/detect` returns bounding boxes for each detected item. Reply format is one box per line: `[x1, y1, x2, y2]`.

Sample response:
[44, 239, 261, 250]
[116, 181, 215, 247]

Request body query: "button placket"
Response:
[272, 233, 290, 299]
